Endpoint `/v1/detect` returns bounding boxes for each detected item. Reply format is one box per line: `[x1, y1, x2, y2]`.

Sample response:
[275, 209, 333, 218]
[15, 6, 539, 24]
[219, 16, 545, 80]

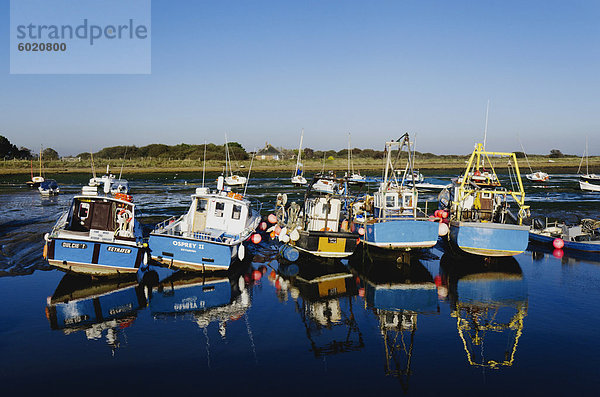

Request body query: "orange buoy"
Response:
[270, 231, 276, 239]
[252, 270, 262, 281]
[268, 214, 277, 224]
[274, 225, 282, 235]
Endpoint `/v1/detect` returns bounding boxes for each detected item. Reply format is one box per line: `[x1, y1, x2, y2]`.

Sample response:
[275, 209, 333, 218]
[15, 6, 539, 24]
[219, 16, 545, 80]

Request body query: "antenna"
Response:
[90, 148, 96, 178]
[483, 99, 490, 149]
[202, 140, 207, 188]
[243, 150, 255, 197]
[118, 146, 128, 180]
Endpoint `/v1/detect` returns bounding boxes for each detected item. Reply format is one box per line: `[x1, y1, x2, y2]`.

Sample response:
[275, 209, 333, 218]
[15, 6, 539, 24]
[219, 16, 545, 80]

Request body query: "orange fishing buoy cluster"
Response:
[553, 238, 564, 249]
[434, 209, 448, 219]
[251, 233, 262, 244]
[267, 214, 277, 224]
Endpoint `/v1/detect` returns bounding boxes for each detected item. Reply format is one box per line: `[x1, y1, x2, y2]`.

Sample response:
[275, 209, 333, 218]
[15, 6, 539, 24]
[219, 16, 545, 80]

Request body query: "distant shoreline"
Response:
[1, 157, 597, 176]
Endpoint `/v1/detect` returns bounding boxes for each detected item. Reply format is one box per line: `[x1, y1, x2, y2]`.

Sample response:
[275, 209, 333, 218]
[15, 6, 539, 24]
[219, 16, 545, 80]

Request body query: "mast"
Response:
[348, 133, 351, 176]
[586, 136, 589, 175]
[483, 99, 490, 150]
[295, 129, 304, 176]
[39, 147, 42, 177]
[518, 138, 534, 174]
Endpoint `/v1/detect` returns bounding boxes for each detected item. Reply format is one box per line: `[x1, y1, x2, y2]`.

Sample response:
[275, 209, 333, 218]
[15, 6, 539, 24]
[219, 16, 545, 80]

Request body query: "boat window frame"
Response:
[215, 201, 225, 217]
[232, 204, 242, 220]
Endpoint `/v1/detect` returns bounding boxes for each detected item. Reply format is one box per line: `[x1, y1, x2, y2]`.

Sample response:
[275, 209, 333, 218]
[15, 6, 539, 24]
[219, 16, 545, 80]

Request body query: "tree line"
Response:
[0, 134, 575, 161]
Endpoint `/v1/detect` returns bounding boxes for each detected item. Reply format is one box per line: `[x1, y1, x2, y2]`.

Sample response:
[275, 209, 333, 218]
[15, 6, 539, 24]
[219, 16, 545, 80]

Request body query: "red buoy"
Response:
[358, 227, 365, 236]
[259, 222, 267, 231]
[434, 275, 442, 287]
[553, 238, 565, 249]
[251, 233, 262, 244]
[274, 225, 282, 236]
[441, 210, 448, 219]
[358, 288, 365, 297]
[252, 270, 262, 281]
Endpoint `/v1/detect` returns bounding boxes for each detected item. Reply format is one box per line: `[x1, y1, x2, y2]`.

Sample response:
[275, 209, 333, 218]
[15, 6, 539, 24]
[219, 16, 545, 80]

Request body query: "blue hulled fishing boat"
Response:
[360, 135, 439, 250]
[439, 143, 530, 257]
[43, 179, 147, 277]
[529, 218, 600, 253]
[148, 176, 261, 271]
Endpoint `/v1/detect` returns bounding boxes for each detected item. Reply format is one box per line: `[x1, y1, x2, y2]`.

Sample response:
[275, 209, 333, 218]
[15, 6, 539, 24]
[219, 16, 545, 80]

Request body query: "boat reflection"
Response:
[439, 253, 528, 369]
[146, 264, 252, 339]
[349, 250, 438, 392]
[45, 273, 146, 352]
[276, 258, 364, 357]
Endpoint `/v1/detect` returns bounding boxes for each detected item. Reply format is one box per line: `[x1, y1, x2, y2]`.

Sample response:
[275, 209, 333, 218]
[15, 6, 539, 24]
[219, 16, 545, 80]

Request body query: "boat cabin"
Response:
[178, 192, 252, 237]
[305, 197, 343, 232]
[374, 189, 416, 219]
[66, 196, 135, 240]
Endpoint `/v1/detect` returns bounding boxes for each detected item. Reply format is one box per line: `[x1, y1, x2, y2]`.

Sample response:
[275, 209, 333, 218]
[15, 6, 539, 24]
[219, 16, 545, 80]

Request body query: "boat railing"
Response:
[153, 216, 178, 232]
[50, 211, 69, 237]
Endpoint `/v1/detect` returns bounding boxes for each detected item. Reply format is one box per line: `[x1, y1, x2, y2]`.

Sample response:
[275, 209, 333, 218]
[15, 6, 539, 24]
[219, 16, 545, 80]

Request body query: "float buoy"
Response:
[553, 238, 564, 249]
[438, 222, 449, 236]
[553, 248, 564, 259]
[251, 233, 262, 244]
[259, 221, 267, 231]
[267, 214, 277, 224]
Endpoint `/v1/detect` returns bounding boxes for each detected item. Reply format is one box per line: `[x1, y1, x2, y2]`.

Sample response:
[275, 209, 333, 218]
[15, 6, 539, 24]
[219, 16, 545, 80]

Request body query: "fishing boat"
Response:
[291, 129, 307, 186]
[347, 133, 366, 185]
[519, 140, 550, 182]
[224, 136, 247, 186]
[360, 135, 440, 250]
[439, 143, 531, 257]
[39, 179, 60, 196]
[89, 165, 130, 194]
[440, 253, 528, 369]
[276, 175, 359, 258]
[148, 175, 261, 272]
[529, 218, 600, 253]
[43, 178, 148, 277]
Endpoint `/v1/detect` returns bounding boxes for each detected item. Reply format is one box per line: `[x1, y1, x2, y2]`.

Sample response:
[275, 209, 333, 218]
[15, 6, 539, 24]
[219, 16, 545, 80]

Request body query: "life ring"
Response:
[117, 209, 133, 223]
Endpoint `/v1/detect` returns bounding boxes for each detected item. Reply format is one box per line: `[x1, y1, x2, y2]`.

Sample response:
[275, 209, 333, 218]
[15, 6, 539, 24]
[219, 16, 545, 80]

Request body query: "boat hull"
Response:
[45, 238, 145, 277]
[580, 180, 600, 192]
[148, 233, 237, 271]
[449, 221, 529, 257]
[362, 219, 439, 249]
[529, 231, 600, 253]
[293, 230, 358, 258]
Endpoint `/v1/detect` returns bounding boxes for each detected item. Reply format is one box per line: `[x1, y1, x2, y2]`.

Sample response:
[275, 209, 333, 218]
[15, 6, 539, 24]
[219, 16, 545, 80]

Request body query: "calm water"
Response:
[1, 171, 599, 395]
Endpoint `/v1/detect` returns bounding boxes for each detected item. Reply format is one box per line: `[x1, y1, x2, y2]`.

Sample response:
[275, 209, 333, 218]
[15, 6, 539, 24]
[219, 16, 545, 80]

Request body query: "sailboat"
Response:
[347, 133, 366, 185]
[224, 136, 247, 187]
[519, 139, 549, 182]
[25, 149, 44, 188]
[578, 137, 600, 192]
[291, 129, 307, 186]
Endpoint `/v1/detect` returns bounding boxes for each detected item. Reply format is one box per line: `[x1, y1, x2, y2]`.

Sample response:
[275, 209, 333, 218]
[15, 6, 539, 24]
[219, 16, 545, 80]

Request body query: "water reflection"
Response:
[45, 274, 146, 353]
[146, 266, 251, 340]
[440, 253, 528, 369]
[276, 258, 364, 357]
[349, 250, 439, 392]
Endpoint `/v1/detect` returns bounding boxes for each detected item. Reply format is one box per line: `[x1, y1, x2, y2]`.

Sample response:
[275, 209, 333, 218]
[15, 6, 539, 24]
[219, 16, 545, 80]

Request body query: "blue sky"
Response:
[1, 0, 599, 156]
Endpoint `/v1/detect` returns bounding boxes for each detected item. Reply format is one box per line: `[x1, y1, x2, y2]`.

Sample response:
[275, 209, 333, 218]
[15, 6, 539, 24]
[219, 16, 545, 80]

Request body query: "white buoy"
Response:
[278, 227, 288, 241]
[290, 229, 300, 241]
[143, 252, 148, 265]
[280, 234, 290, 243]
[238, 244, 245, 261]
[438, 222, 449, 236]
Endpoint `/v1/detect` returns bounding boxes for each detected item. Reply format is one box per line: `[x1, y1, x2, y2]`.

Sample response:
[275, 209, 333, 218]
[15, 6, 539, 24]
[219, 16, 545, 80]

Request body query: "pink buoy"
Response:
[267, 214, 277, 224]
[259, 221, 267, 231]
[553, 238, 564, 249]
[434, 210, 440, 218]
[553, 248, 564, 259]
[251, 233, 262, 244]
[441, 210, 448, 219]
[274, 225, 282, 236]
[358, 288, 365, 297]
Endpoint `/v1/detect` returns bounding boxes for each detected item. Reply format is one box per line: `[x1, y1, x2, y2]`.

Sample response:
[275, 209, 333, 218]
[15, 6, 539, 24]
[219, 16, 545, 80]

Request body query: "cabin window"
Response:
[403, 194, 413, 208]
[215, 202, 225, 217]
[196, 199, 208, 213]
[386, 195, 396, 208]
[322, 203, 331, 215]
[78, 202, 90, 220]
[232, 204, 242, 220]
